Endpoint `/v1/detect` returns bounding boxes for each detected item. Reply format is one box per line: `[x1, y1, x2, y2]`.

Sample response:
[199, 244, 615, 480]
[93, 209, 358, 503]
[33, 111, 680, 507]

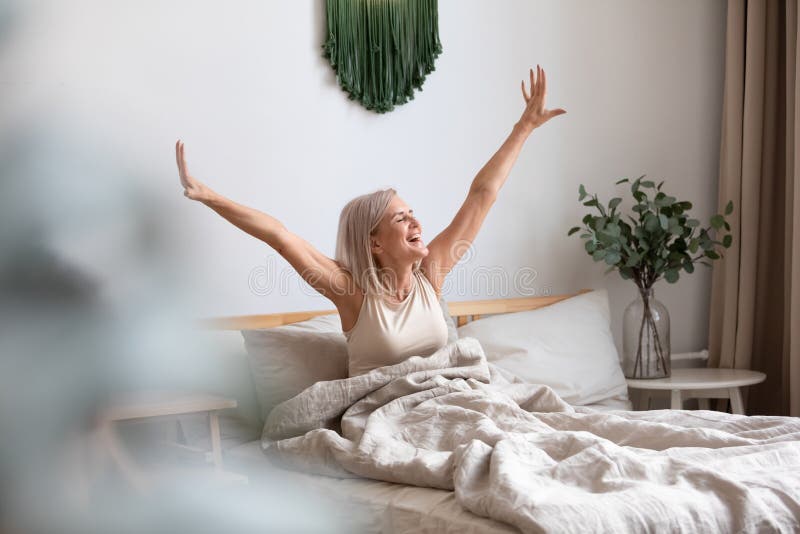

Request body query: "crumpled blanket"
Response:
[262, 338, 800, 533]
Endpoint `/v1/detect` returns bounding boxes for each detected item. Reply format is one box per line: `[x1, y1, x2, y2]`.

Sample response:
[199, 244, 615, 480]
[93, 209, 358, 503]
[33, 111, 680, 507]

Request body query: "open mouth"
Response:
[407, 233, 423, 245]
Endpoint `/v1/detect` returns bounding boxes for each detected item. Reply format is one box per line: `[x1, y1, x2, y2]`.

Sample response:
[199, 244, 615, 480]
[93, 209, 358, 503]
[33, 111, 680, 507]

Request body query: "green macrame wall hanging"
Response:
[322, 0, 443, 113]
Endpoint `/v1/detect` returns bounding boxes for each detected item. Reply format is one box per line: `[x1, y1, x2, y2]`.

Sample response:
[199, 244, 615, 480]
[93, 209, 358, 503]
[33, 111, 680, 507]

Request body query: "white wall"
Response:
[0, 0, 727, 354]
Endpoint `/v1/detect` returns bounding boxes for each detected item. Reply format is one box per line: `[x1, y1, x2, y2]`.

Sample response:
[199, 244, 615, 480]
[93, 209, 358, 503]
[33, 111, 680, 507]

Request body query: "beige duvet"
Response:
[263, 338, 800, 533]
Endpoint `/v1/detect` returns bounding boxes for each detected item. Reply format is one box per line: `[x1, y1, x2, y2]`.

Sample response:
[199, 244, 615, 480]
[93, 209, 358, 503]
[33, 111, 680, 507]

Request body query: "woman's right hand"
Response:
[176, 140, 216, 204]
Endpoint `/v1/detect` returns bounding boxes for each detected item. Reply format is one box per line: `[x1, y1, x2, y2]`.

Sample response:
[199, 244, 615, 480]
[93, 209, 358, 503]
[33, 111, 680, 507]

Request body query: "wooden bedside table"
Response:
[626, 368, 766, 414]
[99, 391, 245, 491]
[105, 392, 237, 469]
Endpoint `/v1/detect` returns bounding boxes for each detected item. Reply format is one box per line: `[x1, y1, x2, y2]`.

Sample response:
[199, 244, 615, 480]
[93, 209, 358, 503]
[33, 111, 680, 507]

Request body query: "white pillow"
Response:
[456, 289, 628, 406]
[242, 314, 349, 421]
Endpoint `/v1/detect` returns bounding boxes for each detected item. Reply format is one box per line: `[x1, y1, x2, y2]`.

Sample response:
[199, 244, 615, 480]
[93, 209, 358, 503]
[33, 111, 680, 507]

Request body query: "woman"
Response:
[176, 65, 566, 376]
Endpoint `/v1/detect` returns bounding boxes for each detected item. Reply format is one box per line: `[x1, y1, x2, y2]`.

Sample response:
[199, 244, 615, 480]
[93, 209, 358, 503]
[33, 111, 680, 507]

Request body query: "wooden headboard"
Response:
[199, 288, 593, 330]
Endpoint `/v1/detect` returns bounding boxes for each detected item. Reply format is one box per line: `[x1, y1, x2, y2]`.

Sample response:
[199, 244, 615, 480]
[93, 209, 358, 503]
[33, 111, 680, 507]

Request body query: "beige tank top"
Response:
[344, 270, 449, 377]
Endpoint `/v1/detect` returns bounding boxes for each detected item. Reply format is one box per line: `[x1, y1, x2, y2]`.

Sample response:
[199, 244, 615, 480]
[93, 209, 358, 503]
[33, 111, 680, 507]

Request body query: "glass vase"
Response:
[622, 286, 671, 379]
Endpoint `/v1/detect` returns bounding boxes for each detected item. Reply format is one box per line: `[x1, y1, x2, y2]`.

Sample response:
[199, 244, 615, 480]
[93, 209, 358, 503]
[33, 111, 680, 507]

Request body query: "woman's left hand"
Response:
[518, 65, 566, 132]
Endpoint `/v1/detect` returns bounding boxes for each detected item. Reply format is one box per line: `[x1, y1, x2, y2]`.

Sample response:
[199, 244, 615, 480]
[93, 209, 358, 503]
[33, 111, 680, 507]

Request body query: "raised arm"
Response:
[420, 65, 566, 292]
[175, 140, 356, 305]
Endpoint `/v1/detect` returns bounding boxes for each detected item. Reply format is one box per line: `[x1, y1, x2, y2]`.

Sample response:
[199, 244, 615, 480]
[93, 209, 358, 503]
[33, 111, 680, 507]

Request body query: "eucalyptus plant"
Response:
[568, 175, 733, 289]
[567, 175, 734, 378]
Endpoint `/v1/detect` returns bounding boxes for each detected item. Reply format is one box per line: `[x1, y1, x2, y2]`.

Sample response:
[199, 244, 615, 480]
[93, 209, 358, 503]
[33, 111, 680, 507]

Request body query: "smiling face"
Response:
[370, 194, 428, 268]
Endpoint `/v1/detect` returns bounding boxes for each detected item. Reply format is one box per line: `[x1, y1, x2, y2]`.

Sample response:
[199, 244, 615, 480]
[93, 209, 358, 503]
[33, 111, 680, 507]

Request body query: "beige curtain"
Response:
[709, 0, 800, 416]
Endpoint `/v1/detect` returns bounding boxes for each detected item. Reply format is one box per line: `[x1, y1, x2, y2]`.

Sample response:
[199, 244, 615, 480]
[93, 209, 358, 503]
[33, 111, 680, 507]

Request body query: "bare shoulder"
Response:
[419, 260, 443, 298]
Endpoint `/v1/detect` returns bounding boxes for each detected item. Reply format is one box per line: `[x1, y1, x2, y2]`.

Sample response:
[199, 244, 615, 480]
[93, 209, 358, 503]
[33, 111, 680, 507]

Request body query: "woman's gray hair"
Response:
[336, 188, 416, 297]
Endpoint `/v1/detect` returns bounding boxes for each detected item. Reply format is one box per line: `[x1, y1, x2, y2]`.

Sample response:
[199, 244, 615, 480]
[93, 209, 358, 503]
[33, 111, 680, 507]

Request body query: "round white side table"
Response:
[626, 368, 766, 414]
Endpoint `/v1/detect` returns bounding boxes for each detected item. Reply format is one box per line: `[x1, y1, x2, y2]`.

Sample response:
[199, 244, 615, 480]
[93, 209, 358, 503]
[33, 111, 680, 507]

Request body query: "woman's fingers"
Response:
[522, 65, 550, 104]
[176, 141, 186, 183]
[175, 139, 211, 202]
[530, 67, 535, 96]
[540, 66, 547, 106]
[180, 143, 189, 178]
[176, 140, 193, 190]
[518, 65, 567, 130]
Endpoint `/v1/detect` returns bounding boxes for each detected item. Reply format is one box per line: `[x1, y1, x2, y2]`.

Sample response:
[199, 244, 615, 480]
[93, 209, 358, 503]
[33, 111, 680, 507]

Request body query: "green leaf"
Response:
[604, 251, 621, 265]
[582, 214, 593, 225]
[689, 239, 699, 253]
[645, 214, 660, 233]
[687, 218, 700, 227]
[657, 180, 665, 190]
[578, 184, 587, 201]
[608, 197, 622, 211]
[724, 221, 730, 231]
[705, 249, 720, 260]
[671, 237, 688, 251]
[595, 218, 607, 233]
[725, 200, 734, 215]
[664, 269, 679, 283]
[583, 199, 598, 207]
[722, 234, 732, 248]
[615, 178, 629, 185]
[568, 226, 581, 236]
[625, 252, 641, 267]
[641, 180, 655, 188]
[668, 251, 684, 263]
[683, 260, 695, 273]
[596, 231, 614, 247]
[592, 249, 606, 261]
[658, 214, 669, 230]
[585, 240, 597, 253]
[710, 214, 724, 229]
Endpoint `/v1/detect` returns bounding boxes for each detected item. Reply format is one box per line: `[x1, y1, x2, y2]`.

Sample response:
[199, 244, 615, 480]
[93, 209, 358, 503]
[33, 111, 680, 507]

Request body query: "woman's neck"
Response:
[377, 262, 415, 302]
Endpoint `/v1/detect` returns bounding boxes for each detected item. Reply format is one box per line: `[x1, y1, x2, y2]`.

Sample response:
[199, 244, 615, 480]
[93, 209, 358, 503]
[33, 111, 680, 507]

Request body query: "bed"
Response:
[223, 403, 631, 533]
[191, 288, 800, 533]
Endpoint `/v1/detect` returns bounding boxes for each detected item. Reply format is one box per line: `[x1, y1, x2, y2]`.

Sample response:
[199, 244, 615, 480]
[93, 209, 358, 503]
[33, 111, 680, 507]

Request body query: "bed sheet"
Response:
[225, 401, 629, 533]
[226, 439, 518, 533]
